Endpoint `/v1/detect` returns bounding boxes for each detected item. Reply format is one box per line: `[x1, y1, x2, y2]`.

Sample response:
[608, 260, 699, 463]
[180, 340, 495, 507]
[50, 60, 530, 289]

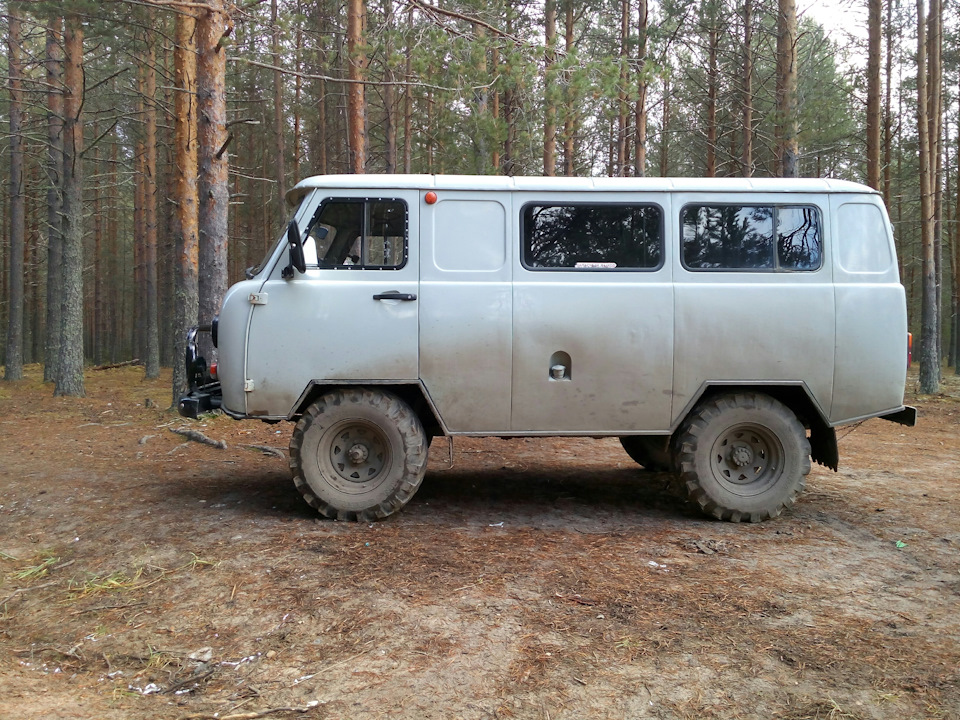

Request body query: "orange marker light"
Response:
[424, 191, 438, 205]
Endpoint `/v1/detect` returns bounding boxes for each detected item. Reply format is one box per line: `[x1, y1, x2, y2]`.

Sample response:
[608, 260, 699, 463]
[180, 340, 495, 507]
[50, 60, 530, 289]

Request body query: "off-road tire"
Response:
[619, 436, 674, 472]
[290, 388, 428, 521]
[673, 392, 810, 522]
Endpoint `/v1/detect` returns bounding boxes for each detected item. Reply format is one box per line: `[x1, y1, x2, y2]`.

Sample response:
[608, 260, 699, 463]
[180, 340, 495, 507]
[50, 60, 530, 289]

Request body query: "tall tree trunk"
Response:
[562, 0, 575, 176]
[55, 13, 85, 397]
[705, 9, 718, 178]
[543, 0, 557, 176]
[882, 0, 894, 206]
[144, 22, 160, 379]
[44, 15, 64, 383]
[741, 0, 753, 177]
[633, 0, 648, 177]
[5, 3, 25, 381]
[347, 0, 367, 174]
[293, 24, 302, 183]
[660, 72, 670, 177]
[776, 0, 799, 177]
[271, 0, 287, 216]
[403, 5, 413, 173]
[383, 0, 397, 173]
[927, 0, 942, 374]
[866, 0, 882, 189]
[916, 0, 938, 393]
[172, 9, 200, 405]
[197, 1, 231, 364]
[616, 0, 629, 176]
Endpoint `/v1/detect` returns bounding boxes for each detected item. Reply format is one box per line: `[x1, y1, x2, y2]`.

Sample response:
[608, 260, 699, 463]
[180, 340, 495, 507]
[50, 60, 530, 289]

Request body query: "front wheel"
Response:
[289, 389, 428, 521]
[673, 392, 810, 522]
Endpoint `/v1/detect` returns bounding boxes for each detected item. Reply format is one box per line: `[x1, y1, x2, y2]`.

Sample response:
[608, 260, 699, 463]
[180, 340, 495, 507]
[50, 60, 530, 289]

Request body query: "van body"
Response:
[179, 175, 915, 522]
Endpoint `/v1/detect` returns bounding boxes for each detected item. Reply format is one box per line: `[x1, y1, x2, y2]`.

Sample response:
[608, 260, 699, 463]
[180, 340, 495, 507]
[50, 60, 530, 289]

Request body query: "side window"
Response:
[681, 204, 822, 271]
[836, 203, 892, 273]
[522, 204, 662, 270]
[303, 199, 407, 269]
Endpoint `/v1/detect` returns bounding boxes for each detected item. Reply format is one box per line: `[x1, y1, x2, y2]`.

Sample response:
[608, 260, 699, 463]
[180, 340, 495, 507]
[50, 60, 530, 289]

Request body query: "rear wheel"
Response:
[674, 392, 810, 522]
[290, 388, 428, 521]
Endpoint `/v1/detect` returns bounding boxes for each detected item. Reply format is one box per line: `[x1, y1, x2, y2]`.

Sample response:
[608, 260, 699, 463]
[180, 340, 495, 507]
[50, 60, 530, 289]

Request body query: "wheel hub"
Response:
[347, 443, 369, 465]
[728, 442, 754, 468]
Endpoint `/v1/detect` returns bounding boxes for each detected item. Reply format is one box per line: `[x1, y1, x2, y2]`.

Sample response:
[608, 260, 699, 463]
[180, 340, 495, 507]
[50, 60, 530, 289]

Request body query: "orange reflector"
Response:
[424, 191, 438, 205]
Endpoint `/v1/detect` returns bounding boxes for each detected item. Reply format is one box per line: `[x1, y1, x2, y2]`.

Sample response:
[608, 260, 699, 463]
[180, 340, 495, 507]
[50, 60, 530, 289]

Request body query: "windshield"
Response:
[246, 196, 307, 278]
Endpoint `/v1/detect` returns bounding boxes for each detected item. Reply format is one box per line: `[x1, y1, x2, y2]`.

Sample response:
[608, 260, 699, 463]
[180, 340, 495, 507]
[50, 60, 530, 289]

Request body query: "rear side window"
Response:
[681, 204, 822, 271]
[304, 199, 407, 269]
[522, 203, 663, 270]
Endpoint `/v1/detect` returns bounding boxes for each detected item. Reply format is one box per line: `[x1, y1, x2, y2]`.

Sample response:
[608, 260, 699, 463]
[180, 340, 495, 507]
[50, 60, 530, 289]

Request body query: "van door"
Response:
[244, 191, 420, 418]
[830, 196, 908, 422]
[511, 195, 674, 433]
[419, 191, 513, 432]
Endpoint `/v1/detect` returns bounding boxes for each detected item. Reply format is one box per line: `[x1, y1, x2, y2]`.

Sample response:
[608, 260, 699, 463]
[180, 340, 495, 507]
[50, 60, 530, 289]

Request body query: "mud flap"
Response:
[809, 424, 838, 471]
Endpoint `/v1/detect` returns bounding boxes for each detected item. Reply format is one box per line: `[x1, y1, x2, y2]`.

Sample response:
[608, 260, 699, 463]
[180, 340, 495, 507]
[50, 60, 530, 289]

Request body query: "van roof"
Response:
[287, 174, 876, 206]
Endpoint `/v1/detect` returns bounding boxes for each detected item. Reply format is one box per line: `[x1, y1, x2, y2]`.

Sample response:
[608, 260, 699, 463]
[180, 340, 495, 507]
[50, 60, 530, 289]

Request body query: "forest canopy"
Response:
[0, 0, 958, 397]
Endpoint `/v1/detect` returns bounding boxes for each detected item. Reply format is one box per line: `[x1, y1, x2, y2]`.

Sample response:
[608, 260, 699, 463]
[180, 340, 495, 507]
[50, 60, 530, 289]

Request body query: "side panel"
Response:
[830, 196, 907, 422]
[243, 190, 421, 417]
[672, 193, 835, 424]
[419, 192, 513, 432]
[511, 193, 674, 433]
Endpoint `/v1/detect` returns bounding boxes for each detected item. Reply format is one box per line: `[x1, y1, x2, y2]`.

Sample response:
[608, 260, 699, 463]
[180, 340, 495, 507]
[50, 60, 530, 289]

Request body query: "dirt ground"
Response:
[0, 365, 957, 720]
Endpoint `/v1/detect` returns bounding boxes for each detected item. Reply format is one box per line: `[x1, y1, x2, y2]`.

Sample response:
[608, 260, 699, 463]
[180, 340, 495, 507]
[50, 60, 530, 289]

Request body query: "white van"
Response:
[179, 175, 915, 523]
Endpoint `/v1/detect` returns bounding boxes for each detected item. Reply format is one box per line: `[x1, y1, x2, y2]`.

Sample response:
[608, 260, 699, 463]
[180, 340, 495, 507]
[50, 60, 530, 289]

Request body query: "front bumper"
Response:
[177, 325, 223, 419]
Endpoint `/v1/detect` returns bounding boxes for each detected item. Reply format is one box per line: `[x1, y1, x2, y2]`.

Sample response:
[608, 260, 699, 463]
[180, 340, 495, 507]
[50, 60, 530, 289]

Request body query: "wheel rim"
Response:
[709, 422, 783, 496]
[316, 419, 391, 495]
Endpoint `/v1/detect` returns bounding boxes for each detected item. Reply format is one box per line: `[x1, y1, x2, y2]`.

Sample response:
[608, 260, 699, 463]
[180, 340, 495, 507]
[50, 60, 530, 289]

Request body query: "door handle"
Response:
[373, 291, 417, 301]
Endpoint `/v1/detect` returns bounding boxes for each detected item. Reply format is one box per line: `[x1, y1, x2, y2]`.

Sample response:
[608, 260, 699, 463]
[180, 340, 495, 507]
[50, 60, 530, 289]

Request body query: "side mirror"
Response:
[286, 219, 306, 275]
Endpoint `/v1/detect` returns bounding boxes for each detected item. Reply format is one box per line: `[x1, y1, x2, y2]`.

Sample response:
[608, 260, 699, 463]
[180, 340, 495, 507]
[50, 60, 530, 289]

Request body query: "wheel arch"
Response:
[288, 381, 445, 438]
[675, 383, 838, 471]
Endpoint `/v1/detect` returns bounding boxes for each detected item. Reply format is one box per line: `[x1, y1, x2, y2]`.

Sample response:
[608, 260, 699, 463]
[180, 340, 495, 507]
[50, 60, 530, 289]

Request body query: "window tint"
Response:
[682, 204, 822, 271]
[523, 204, 662, 270]
[777, 206, 822, 270]
[303, 199, 406, 269]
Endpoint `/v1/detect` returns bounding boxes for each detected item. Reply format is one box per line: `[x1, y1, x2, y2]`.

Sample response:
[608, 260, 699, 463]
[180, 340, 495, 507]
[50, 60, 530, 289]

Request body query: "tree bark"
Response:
[44, 15, 64, 383]
[347, 0, 367, 173]
[776, 0, 799, 177]
[543, 0, 557, 176]
[916, 0, 938, 393]
[5, 3, 25, 381]
[633, 0, 648, 177]
[144, 21, 160, 379]
[741, 0, 753, 177]
[383, 0, 397, 173]
[55, 13, 85, 397]
[172, 9, 200, 405]
[866, 0, 881, 189]
[197, 0, 231, 364]
[706, 8, 718, 178]
[562, 0, 575, 176]
[271, 0, 287, 216]
[616, 0, 629, 176]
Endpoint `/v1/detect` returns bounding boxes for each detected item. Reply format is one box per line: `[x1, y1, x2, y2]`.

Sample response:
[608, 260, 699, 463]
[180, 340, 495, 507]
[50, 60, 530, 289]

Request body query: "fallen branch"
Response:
[162, 667, 216, 695]
[170, 428, 227, 449]
[239, 444, 285, 459]
[0, 580, 59, 607]
[180, 704, 320, 720]
[92, 359, 141, 371]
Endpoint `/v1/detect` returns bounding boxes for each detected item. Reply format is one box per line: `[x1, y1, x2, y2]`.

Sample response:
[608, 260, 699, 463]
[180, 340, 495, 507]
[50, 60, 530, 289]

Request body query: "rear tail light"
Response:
[907, 333, 912, 369]
[210, 362, 218, 379]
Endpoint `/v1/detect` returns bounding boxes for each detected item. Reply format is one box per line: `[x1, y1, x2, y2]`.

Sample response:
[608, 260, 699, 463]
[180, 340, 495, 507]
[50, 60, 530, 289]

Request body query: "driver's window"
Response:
[304, 199, 406, 269]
